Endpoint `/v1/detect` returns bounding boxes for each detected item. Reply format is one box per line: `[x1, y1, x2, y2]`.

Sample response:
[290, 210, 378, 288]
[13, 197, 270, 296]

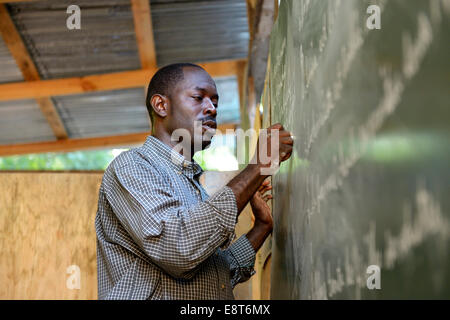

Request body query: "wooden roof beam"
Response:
[0, 59, 245, 101]
[0, 4, 68, 140]
[131, 0, 157, 69]
[0, 132, 150, 157]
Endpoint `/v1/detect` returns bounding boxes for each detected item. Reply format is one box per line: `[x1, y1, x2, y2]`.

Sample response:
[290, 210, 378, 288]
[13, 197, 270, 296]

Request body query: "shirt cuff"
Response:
[228, 234, 256, 269]
[205, 185, 238, 248]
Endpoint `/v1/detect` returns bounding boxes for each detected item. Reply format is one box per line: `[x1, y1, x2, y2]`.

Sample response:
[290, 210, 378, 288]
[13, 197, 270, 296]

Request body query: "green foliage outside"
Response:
[0, 150, 117, 171]
[0, 145, 238, 172]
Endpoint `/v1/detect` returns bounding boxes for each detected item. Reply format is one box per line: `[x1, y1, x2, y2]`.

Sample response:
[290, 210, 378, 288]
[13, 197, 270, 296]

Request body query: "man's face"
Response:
[167, 67, 218, 154]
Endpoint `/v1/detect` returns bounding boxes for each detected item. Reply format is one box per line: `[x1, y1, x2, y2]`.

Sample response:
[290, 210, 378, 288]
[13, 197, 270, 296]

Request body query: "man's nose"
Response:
[203, 98, 217, 117]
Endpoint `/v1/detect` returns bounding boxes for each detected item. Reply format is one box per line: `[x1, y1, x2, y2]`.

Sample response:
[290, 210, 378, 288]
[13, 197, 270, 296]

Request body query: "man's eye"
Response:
[192, 96, 202, 101]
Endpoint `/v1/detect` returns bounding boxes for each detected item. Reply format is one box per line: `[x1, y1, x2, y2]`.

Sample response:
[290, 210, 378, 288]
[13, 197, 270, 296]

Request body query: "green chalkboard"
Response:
[269, 0, 450, 299]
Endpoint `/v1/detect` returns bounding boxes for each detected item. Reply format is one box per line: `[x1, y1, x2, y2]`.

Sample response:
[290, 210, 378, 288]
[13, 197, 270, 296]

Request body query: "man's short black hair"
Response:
[146, 63, 204, 125]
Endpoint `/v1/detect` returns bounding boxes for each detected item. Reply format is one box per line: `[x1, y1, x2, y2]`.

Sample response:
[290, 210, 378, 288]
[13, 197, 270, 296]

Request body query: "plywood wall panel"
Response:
[0, 172, 102, 300]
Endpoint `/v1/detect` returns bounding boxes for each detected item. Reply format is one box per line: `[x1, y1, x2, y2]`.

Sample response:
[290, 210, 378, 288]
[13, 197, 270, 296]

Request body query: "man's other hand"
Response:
[250, 179, 273, 230]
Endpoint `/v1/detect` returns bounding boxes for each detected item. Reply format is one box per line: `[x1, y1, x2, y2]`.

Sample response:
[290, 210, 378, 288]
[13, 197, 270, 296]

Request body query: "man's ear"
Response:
[150, 94, 169, 118]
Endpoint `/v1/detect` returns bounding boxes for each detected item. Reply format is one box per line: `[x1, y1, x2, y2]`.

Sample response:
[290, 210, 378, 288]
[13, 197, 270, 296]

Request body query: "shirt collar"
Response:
[140, 135, 204, 179]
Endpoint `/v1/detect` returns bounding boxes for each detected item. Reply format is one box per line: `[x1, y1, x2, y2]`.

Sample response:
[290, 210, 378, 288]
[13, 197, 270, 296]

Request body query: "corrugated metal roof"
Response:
[0, 99, 56, 145]
[52, 87, 150, 138]
[8, 0, 140, 79]
[7, 0, 249, 77]
[152, 0, 249, 66]
[0, 36, 24, 83]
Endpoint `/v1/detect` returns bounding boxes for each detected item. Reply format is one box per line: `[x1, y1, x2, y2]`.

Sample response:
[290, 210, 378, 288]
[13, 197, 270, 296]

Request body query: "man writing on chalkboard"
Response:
[95, 63, 294, 299]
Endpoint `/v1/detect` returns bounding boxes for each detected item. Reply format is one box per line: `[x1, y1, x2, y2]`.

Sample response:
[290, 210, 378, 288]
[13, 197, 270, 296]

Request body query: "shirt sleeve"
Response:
[106, 162, 238, 280]
[222, 235, 257, 288]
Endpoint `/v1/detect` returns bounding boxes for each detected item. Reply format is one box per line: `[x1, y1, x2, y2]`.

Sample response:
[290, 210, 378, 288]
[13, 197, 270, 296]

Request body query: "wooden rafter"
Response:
[0, 4, 68, 139]
[0, 5, 39, 80]
[0, 59, 245, 101]
[131, 0, 157, 69]
[0, 124, 237, 156]
[0, 132, 150, 157]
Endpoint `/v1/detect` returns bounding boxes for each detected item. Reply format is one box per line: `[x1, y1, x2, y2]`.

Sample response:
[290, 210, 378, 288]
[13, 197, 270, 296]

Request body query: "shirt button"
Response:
[183, 161, 188, 168]
[177, 171, 182, 175]
[221, 284, 225, 290]
[196, 190, 200, 194]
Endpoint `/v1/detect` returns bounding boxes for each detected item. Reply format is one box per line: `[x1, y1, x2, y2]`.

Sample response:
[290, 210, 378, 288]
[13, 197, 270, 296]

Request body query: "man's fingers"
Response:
[258, 180, 270, 191]
[280, 147, 293, 160]
[281, 136, 294, 145]
[269, 123, 283, 130]
[258, 183, 267, 192]
[282, 150, 293, 161]
[258, 184, 272, 194]
[261, 186, 272, 195]
[278, 130, 291, 137]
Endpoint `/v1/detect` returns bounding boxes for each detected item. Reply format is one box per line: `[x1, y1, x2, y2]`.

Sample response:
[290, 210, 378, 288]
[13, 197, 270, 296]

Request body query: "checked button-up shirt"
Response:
[95, 135, 256, 300]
